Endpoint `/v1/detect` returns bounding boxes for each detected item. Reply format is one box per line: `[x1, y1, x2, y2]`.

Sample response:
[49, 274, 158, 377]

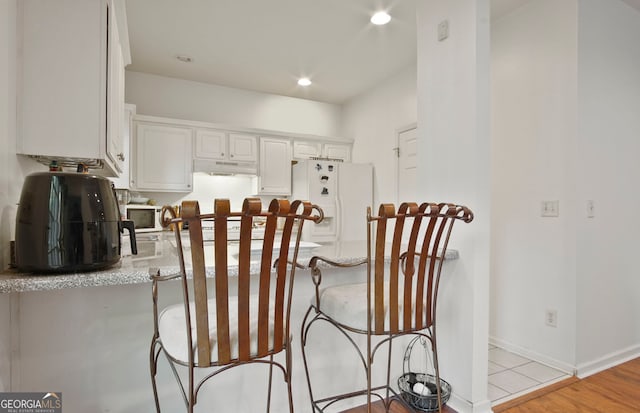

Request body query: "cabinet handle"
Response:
[221, 152, 224, 156]
[117, 152, 125, 161]
[230, 154, 234, 158]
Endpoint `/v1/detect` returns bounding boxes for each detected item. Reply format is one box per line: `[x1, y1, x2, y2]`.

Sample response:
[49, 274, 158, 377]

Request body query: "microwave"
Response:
[124, 205, 163, 232]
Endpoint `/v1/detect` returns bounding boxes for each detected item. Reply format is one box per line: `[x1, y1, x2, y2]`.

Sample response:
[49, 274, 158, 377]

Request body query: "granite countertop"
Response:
[0, 231, 459, 294]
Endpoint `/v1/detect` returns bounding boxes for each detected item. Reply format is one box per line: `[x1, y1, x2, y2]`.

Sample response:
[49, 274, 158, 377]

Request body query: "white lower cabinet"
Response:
[257, 137, 292, 196]
[131, 122, 193, 192]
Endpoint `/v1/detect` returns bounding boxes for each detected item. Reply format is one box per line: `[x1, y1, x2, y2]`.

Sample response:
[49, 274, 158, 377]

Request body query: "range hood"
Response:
[193, 159, 258, 176]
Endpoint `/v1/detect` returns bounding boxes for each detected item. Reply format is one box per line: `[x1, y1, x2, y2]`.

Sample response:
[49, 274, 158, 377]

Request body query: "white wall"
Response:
[139, 173, 257, 214]
[341, 65, 417, 206]
[125, 71, 347, 208]
[576, 0, 640, 375]
[126, 71, 343, 138]
[417, 1, 491, 412]
[490, 0, 578, 371]
[0, 0, 48, 392]
[0, 0, 15, 392]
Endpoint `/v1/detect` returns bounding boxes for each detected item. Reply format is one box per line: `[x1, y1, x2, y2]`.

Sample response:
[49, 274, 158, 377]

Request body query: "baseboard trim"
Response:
[447, 392, 493, 413]
[576, 344, 640, 378]
[489, 336, 575, 375]
[491, 376, 579, 412]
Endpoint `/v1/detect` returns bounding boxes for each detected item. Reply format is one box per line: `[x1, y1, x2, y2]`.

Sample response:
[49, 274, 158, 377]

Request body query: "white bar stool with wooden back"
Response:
[300, 202, 473, 413]
[149, 197, 323, 412]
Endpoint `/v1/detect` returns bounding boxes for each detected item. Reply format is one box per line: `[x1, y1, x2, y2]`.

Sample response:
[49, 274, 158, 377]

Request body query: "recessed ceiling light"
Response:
[298, 77, 312, 87]
[371, 11, 391, 25]
[176, 55, 193, 63]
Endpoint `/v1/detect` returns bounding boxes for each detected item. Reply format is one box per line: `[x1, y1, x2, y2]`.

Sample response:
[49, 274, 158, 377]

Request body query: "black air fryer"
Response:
[15, 172, 137, 273]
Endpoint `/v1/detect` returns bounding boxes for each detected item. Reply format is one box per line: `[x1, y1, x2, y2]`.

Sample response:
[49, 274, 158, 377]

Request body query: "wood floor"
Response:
[341, 358, 640, 413]
[494, 357, 640, 413]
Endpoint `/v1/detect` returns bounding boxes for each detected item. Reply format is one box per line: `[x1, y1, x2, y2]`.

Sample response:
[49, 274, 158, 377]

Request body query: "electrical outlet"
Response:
[545, 309, 558, 327]
[541, 200, 559, 217]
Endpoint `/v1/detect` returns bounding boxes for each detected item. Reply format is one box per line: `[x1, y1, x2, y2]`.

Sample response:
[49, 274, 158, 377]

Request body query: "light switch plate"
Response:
[438, 20, 449, 41]
[541, 200, 559, 217]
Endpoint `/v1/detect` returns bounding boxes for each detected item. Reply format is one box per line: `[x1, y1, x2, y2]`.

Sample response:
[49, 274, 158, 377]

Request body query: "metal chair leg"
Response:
[286, 345, 295, 413]
[384, 336, 393, 413]
[366, 330, 372, 413]
[266, 355, 274, 413]
[301, 307, 320, 413]
[150, 339, 162, 413]
[432, 338, 443, 413]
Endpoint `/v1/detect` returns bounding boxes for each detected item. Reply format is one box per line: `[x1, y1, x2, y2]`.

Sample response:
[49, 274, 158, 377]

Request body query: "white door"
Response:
[397, 127, 418, 203]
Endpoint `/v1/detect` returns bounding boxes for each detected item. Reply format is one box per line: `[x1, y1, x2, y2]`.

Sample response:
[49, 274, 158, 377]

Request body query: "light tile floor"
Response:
[488, 345, 571, 405]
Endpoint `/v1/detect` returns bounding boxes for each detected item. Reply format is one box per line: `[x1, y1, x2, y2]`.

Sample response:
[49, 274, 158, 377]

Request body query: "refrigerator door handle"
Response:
[336, 196, 343, 243]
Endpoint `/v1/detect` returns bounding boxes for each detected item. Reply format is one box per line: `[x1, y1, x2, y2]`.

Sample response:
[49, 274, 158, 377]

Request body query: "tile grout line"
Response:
[488, 347, 571, 404]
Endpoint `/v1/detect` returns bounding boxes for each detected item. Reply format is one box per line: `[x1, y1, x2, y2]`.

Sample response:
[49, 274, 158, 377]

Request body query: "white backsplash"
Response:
[139, 173, 260, 213]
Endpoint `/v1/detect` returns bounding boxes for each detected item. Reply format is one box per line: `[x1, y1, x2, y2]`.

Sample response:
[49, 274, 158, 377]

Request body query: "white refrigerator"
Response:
[292, 160, 373, 242]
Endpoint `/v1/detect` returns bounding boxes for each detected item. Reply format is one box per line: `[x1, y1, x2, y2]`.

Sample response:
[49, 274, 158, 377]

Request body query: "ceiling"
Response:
[125, 0, 640, 105]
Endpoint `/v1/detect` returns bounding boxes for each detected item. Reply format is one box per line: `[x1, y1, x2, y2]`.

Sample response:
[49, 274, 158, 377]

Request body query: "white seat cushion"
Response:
[158, 296, 275, 364]
[316, 282, 420, 332]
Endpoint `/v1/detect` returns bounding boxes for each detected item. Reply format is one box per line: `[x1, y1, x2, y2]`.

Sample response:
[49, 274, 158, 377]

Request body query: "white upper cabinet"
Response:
[293, 141, 322, 159]
[131, 122, 193, 192]
[293, 141, 352, 162]
[106, 14, 126, 172]
[17, 0, 127, 176]
[323, 143, 351, 162]
[228, 133, 258, 162]
[194, 130, 257, 162]
[109, 104, 136, 189]
[195, 129, 227, 160]
[258, 137, 292, 195]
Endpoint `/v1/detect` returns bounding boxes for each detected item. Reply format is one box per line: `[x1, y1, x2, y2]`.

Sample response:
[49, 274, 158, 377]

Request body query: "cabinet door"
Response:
[293, 141, 322, 159]
[195, 129, 227, 160]
[228, 133, 257, 162]
[18, 0, 124, 177]
[106, 7, 125, 173]
[109, 104, 135, 189]
[133, 123, 193, 192]
[258, 138, 292, 195]
[324, 144, 352, 162]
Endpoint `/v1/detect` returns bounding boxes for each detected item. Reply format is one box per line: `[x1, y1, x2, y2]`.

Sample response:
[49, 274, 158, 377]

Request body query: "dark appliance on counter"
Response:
[15, 172, 137, 273]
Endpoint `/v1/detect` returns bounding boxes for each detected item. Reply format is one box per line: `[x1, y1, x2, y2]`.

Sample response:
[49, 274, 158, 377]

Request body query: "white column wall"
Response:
[490, 0, 578, 371]
[416, 1, 491, 412]
[575, 0, 640, 375]
[0, 0, 16, 392]
[125, 71, 343, 138]
[341, 65, 417, 206]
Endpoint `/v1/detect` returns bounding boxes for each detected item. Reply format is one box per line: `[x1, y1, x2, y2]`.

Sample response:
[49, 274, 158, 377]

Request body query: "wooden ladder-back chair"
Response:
[300, 202, 473, 413]
[150, 197, 322, 413]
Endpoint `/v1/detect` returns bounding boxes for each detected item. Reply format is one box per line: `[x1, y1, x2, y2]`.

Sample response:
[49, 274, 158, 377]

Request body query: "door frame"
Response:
[396, 123, 417, 204]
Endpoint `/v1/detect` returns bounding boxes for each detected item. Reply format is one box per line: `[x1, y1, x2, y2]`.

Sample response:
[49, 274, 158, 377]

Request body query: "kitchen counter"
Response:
[0, 231, 459, 293]
[0, 231, 462, 413]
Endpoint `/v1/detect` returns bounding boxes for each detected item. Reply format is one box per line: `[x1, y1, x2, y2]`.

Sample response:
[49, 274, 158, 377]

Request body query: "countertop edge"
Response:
[0, 248, 459, 294]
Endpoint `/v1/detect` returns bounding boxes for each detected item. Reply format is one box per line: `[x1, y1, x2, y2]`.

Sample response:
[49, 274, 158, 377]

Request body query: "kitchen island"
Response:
[0, 231, 460, 413]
